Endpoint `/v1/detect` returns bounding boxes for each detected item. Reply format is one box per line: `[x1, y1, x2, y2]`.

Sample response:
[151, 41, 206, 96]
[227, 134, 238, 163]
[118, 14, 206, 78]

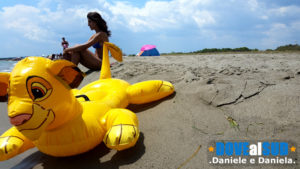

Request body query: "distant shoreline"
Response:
[2, 43, 300, 59]
[0, 57, 25, 61]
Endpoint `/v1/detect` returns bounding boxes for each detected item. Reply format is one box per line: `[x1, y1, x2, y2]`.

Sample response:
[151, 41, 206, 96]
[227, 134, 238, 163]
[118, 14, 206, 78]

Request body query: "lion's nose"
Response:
[9, 114, 32, 126]
[8, 100, 32, 116]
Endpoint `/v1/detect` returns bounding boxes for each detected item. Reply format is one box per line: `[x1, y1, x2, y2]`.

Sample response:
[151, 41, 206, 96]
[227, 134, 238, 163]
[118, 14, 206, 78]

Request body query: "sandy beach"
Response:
[0, 52, 299, 169]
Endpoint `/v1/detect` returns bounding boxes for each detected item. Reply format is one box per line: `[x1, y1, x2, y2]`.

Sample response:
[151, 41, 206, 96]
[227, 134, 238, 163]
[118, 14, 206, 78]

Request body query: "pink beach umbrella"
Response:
[138, 45, 160, 56]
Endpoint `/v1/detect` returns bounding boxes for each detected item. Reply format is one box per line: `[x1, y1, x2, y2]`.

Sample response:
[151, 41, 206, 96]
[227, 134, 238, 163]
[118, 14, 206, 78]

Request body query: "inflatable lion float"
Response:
[0, 42, 174, 161]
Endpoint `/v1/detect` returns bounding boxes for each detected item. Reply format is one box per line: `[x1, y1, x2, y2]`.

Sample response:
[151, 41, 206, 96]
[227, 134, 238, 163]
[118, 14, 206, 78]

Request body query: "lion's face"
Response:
[1, 57, 84, 141]
[8, 73, 55, 140]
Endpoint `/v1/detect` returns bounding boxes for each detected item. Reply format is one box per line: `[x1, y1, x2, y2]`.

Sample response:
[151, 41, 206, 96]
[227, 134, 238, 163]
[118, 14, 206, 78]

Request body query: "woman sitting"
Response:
[63, 12, 111, 70]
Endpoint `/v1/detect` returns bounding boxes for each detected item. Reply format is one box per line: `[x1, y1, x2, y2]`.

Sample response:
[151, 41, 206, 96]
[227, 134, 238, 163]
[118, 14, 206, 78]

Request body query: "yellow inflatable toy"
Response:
[0, 42, 174, 161]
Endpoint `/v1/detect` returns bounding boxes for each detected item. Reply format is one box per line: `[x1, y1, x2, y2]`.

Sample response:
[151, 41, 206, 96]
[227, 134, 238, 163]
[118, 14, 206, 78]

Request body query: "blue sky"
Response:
[0, 0, 299, 57]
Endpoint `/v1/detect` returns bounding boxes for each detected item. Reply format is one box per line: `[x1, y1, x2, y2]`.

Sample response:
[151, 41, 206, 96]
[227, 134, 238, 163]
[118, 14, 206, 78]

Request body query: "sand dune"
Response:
[0, 53, 299, 169]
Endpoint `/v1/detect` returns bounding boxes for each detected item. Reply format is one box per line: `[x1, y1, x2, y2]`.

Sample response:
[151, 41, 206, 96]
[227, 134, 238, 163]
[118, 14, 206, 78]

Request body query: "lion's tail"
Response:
[100, 42, 123, 79]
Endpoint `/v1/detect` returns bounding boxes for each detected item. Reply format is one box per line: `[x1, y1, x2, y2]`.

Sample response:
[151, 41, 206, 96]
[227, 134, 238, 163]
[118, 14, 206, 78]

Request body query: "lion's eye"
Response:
[31, 87, 46, 99]
[27, 76, 52, 102]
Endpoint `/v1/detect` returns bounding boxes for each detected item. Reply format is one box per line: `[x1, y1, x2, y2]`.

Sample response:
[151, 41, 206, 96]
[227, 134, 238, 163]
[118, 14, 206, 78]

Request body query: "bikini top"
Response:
[92, 42, 102, 49]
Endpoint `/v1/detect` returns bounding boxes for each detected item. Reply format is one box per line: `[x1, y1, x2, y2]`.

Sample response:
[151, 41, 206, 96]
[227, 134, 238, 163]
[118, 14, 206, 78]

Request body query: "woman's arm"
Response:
[64, 33, 102, 53]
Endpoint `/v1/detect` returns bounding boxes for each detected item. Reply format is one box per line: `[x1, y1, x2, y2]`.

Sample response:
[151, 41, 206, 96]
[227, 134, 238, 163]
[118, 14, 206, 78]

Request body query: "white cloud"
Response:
[0, 4, 95, 42]
[291, 21, 300, 30]
[37, 0, 53, 8]
[107, 0, 216, 32]
[193, 10, 215, 27]
[247, 0, 259, 11]
[261, 23, 294, 48]
[0, 5, 51, 41]
[268, 5, 300, 17]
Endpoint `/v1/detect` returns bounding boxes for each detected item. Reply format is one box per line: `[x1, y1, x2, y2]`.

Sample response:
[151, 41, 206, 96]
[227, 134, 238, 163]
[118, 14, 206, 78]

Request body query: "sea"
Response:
[0, 60, 18, 72]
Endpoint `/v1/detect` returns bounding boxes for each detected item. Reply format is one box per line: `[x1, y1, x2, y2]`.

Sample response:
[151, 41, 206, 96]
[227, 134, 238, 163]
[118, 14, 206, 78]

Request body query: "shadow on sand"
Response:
[127, 92, 176, 113]
[12, 133, 145, 169]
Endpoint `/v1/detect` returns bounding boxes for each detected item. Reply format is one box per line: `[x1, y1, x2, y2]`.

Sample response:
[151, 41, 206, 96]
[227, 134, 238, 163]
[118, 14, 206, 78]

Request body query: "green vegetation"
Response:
[160, 47, 259, 55]
[161, 44, 300, 55]
[275, 44, 300, 51]
[192, 47, 259, 53]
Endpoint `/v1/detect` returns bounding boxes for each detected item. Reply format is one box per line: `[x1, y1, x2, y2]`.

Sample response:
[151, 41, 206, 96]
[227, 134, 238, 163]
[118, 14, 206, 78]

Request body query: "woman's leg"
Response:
[71, 49, 101, 70]
[70, 52, 81, 65]
[62, 52, 72, 61]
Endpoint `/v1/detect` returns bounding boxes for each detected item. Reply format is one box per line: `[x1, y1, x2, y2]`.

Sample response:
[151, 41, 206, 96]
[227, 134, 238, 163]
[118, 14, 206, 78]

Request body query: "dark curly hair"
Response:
[87, 12, 111, 37]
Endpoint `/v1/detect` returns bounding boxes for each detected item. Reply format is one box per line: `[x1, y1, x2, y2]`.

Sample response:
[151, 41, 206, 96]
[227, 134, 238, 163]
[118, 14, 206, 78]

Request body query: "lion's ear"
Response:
[0, 72, 10, 102]
[105, 42, 123, 62]
[47, 60, 84, 88]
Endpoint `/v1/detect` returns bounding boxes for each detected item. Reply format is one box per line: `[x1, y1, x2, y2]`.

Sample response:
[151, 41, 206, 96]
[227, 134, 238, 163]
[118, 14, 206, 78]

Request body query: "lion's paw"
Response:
[104, 124, 139, 151]
[0, 136, 24, 161]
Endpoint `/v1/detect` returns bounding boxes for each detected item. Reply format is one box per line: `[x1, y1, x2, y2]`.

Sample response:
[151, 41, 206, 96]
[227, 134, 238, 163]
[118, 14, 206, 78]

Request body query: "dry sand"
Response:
[0, 52, 299, 169]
